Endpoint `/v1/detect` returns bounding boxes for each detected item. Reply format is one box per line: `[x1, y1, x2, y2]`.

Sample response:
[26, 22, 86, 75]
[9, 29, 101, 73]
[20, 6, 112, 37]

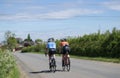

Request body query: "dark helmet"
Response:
[48, 38, 54, 42]
[51, 38, 54, 41]
[63, 38, 67, 41]
[60, 39, 64, 42]
[48, 38, 50, 42]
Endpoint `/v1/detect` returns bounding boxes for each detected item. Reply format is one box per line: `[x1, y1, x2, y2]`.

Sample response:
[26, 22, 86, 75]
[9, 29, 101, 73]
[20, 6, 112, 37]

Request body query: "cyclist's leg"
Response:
[49, 50, 55, 62]
[62, 52, 66, 67]
[52, 51, 56, 65]
[48, 50, 53, 68]
[51, 51, 56, 64]
[50, 51, 55, 61]
[61, 49, 63, 66]
[48, 52, 51, 63]
[62, 54, 65, 67]
[65, 53, 68, 65]
[67, 51, 70, 58]
[66, 51, 70, 64]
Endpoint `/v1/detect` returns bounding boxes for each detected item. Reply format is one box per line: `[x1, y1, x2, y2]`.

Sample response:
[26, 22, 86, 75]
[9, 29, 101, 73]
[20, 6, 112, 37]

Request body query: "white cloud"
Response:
[5, 0, 32, 3]
[44, 9, 103, 19]
[0, 9, 103, 21]
[103, 1, 120, 11]
[25, 6, 45, 10]
[1, 0, 105, 21]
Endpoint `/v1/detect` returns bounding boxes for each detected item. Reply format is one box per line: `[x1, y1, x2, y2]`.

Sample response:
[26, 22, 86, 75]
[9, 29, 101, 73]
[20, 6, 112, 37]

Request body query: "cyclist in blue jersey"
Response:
[46, 38, 56, 64]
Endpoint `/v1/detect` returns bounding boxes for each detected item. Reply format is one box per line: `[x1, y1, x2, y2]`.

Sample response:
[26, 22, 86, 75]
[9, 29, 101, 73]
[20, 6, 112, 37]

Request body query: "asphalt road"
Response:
[14, 52, 120, 78]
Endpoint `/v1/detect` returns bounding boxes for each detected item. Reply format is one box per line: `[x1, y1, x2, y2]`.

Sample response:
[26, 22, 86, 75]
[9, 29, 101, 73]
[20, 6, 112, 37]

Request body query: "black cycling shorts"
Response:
[62, 49, 70, 55]
[49, 48, 56, 55]
[62, 45, 70, 54]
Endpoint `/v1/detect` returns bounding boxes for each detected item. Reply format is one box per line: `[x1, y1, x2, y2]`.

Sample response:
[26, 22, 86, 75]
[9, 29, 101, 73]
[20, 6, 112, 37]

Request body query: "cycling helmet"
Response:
[63, 38, 67, 41]
[60, 39, 64, 42]
[48, 38, 54, 42]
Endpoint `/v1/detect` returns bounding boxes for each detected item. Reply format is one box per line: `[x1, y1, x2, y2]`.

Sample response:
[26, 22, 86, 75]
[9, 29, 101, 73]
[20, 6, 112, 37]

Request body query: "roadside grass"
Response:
[0, 49, 20, 78]
[8, 66, 20, 78]
[27, 51, 120, 63]
[70, 55, 120, 63]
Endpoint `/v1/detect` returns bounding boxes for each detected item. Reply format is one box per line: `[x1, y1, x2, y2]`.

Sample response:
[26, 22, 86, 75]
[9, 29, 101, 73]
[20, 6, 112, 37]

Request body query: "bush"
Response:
[21, 46, 32, 53]
[0, 49, 19, 78]
[66, 28, 120, 58]
[21, 44, 45, 53]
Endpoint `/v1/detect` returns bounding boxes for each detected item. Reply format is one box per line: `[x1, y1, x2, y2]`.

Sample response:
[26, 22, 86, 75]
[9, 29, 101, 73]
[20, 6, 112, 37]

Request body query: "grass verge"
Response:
[0, 49, 20, 78]
[70, 55, 120, 63]
[8, 66, 20, 78]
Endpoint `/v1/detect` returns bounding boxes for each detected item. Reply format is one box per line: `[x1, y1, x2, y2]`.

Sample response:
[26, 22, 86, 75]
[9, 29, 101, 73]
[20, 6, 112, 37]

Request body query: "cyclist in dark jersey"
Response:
[59, 38, 70, 67]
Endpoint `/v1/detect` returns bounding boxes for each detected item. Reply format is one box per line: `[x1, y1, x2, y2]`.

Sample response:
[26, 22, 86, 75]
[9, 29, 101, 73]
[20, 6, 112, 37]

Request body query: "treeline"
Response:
[0, 31, 45, 52]
[67, 27, 120, 58]
[21, 43, 46, 52]
[21, 27, 120, 58]
[3, 28, 119, 58]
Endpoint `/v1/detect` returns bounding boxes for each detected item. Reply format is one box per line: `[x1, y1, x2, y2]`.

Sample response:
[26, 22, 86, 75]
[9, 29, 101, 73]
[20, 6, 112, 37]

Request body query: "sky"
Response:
[0, 0, 120, 42]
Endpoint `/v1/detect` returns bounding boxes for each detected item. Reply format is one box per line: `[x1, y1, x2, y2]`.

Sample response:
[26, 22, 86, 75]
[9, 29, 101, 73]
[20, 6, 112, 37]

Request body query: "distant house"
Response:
[15, 44, 23, 51]
[15, 38, 24, 51]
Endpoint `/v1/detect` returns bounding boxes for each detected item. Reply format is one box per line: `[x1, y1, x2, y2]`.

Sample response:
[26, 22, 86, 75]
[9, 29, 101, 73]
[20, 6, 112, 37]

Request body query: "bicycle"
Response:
[62, 52, 70, 71]
[49, 54, 56, 72]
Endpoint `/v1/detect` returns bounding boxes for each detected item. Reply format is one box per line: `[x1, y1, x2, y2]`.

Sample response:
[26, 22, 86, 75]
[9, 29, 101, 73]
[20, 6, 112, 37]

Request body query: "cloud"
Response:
[44, 9, 103, 19]
[103, 1, 120, 11]
[1, 0, 105, 21]
[24, 6, 45, 10]
[0, 9, 103, 21]
[5, 0, 32, 3]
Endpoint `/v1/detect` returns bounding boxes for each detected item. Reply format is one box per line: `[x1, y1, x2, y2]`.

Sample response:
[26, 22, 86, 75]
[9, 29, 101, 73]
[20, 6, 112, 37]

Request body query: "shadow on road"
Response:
[30, 69, 64, 74]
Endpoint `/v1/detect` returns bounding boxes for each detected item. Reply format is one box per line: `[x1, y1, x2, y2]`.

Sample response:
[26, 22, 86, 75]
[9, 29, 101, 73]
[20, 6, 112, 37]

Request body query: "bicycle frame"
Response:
[49, 54, 56, 72]
[62, 52, 70, 71]
[63, 54, 69, 64]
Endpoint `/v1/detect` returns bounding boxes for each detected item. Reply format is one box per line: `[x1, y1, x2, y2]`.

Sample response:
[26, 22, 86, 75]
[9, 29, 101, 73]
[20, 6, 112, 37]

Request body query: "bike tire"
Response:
[67, 58, 70, 71]
[50, 58, 56, 72]
[62, 60, 65, 71]
[53, 59, 56, 72]
[62, 56, 71, 72]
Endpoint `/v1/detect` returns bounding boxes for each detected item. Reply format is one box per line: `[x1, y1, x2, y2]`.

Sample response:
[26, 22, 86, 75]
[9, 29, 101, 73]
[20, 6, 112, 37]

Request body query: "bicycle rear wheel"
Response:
[67, 58, 70, 71]
[50, 58, 56, 72]
[62, 60, 65, 71]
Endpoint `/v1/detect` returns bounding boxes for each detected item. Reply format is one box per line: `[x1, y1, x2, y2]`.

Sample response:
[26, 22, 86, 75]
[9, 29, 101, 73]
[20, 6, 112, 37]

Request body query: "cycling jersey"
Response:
[60, 41, 69, 47]
[47, 42, 56, 49]
[60, 41, 69, 54]
[46, 42, 56, 55]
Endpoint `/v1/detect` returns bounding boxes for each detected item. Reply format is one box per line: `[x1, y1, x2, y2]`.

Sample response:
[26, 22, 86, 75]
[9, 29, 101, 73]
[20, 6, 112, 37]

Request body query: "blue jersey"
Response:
[46, 42, 56, 49]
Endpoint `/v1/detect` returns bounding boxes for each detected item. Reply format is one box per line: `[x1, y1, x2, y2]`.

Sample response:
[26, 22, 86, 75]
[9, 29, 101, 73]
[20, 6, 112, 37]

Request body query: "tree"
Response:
[27, 34, 31, 41]
[23, 34, 34, 47]
[7, 37, 17, 51]
[4, 31, 17, 51]
[35, 39, 42, 44]
[60, 27, 120, 58]
[16, 38, 23, 44]
[4, 31, 15, 40]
